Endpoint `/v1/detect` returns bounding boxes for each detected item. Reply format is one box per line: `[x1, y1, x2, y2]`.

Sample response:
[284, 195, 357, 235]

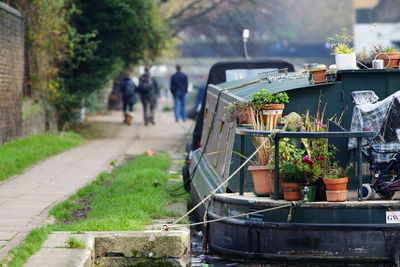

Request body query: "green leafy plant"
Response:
[326, 69, 336, 75]
[326, 29, 354, 55]
[372, 45, 399, 55]
[279, 138, 304, 163]
[66, 237, 86, 249]
[310, 67, 326, 71]
[323, 162, 351, 179]
[251, 89, 289, 110]
[280, 161, 306, 183]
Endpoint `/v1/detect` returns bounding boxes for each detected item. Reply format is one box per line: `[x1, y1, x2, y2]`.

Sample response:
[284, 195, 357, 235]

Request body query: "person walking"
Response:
[170, 64, 188, 122]
[138, 67, 159, 126]
[119, 73, 136, 125]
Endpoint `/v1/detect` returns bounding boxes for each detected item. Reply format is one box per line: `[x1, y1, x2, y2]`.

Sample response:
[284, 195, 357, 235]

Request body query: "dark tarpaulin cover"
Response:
[350, 91, 400, 163]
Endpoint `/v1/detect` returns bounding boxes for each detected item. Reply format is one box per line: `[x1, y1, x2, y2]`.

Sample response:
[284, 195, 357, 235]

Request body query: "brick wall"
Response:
[0, 3, 23, 144]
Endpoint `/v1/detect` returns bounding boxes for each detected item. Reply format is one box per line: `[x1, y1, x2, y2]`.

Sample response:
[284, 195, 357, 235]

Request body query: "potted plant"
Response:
[251, 89, 289, 129]
[294, 156, 323, 202]
[357, 50, 372, 69]
[372, 45, 400, 69]
[225, 101, 253, 125]
[281, 161, 305, 201]
[310, 67, 327, 84]
[325, 69, 336, 83]
[327, 30, 356, 70]
[247, 107, 275, 196]
[322, 162, 350, 202]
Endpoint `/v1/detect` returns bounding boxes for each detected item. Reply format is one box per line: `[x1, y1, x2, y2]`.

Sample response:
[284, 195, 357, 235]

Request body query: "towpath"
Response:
[0, 107, 192, 260]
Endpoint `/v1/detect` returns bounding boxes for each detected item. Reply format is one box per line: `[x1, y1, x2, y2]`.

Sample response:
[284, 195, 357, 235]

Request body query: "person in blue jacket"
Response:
[170, 64, 189, 122]
[119, 73, 136, 125]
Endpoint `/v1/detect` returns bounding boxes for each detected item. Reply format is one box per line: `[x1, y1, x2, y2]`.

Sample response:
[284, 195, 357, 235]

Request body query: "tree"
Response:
[160, 0, 271, 38]
[54, 0, 167, 124]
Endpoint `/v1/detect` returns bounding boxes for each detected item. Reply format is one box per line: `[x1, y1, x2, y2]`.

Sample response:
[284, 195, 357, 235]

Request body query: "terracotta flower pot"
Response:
[323, 177, 348, 191]
[282, 182, 301, 201]
[248, 165, 274, 196]
[311, 69, 326, 84]
[261, 104, 285, 129]
[376, 53, 400, 69]
[237, 108, 251, 125]
[326, 190, 347, 202]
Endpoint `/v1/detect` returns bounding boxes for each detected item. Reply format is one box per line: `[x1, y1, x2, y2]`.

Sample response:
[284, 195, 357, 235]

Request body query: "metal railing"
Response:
[235, 127, 374, 201]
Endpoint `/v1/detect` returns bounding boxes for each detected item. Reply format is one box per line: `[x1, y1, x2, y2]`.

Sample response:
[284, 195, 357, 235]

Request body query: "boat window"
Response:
[219, 121, 225, 134]
[204, 107, 208, 119]
[225, 68, 277, 81]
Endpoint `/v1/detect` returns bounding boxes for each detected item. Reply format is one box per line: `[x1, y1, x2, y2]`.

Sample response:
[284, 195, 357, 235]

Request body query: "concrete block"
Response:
[94, 230, 190, 259]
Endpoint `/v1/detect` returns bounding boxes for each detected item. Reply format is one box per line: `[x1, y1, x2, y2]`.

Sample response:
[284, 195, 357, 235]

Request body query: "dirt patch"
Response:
[66, 198, 91, 222]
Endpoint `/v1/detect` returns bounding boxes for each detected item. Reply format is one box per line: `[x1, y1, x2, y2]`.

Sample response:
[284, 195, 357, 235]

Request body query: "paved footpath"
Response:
[0, 107, 192, 260]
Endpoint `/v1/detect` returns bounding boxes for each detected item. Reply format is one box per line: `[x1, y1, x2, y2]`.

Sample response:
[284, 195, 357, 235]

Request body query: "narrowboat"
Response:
[184, 59, 400, 265]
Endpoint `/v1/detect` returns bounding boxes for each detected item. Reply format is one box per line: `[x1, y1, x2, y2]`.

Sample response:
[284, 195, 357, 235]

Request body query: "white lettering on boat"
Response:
[386, 211, 400, 224]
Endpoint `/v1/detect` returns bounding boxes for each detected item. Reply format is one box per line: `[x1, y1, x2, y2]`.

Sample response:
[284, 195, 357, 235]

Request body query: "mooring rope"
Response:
[166, 202, 295, 230]
[171, 137, 270, 225]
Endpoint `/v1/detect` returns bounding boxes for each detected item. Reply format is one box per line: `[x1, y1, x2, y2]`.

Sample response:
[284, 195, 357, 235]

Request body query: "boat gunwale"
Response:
[212, 192, 400, 208]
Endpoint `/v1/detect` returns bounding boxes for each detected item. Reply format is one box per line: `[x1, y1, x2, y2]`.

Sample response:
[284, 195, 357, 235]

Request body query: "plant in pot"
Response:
[251, 89, 289, 129]
[325, 68, 337, 83]
[372, 45, 400, 69]
[247, 107, 276, 196]
[281, 161, 306, 201]
[322, 162, 351, 202]
[309, 67, 327, 84]
[327, 29, 356, 70]
[225, 101, 253, 125]
[294, 156, 323, 202]
[279, 138, 304, 199]
[357, 50, 372, 69]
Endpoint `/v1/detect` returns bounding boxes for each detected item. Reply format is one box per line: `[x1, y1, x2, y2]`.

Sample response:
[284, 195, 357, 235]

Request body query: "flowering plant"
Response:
[289, 110, 336, 163]
[294, 156, 325, 184]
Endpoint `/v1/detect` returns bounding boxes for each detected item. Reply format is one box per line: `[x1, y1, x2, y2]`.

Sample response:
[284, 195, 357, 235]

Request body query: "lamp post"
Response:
[242, 28, 250, 59]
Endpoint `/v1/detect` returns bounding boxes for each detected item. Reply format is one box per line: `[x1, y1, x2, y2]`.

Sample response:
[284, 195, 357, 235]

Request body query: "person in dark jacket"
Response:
[170, 64, 188, 122]
[138, 67, 159, 126]
[119, 73, 136, 125]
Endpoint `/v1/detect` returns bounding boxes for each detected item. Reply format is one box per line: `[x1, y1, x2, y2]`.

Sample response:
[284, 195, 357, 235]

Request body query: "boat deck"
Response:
[215, 191, 400, 207]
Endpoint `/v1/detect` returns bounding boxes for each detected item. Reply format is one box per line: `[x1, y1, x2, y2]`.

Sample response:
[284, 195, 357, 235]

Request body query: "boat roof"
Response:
[206, 59, 295, 85]
[212, 74, 316, 102]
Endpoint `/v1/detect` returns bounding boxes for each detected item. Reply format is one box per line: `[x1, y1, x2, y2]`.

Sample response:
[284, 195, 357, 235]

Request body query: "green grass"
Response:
[0, 132, 83, 183]
[2, 152, 188, 266]
[65, 237, 86, 249]
[3, 227, 52, 267]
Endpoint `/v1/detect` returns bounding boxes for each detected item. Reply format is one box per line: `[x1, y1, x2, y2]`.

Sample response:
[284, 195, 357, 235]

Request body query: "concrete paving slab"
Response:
[0, 231, 17, 240]
[42, 232, 94, 250]
[24, 248, 91, 267]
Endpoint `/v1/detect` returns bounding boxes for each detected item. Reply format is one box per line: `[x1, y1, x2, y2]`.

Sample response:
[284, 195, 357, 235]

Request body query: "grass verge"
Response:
[2, 152, 188, 266]
[0, 132, 83, 183]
